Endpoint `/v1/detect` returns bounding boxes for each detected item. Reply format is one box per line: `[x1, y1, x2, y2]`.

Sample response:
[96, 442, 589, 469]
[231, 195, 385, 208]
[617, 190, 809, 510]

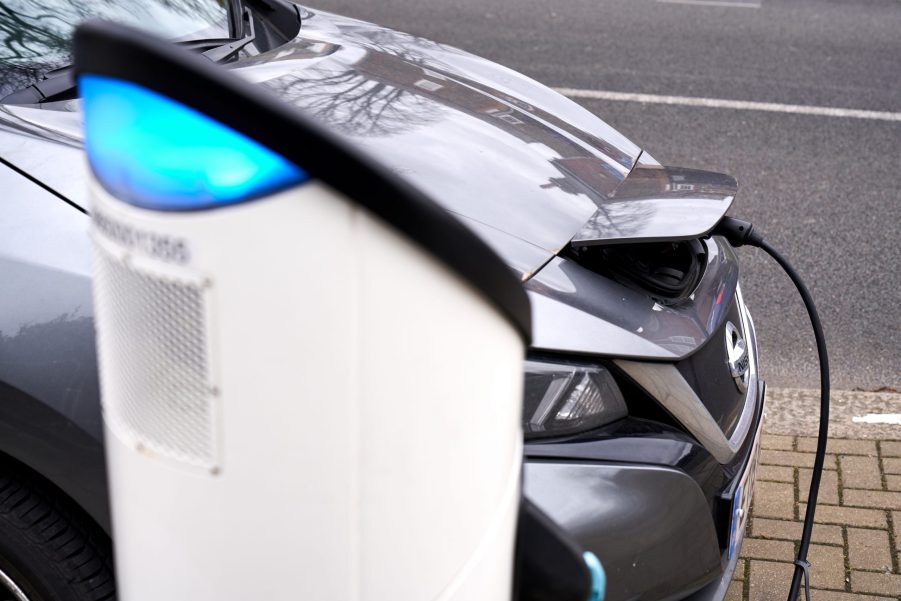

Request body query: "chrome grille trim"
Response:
[615, 285, 759, 464]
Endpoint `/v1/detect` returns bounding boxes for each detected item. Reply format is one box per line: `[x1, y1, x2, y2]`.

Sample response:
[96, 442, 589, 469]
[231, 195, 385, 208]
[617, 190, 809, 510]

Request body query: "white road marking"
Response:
[553, 88, 901, 122]
[852, 413, 901, 425]
[656, 0, 760, 7]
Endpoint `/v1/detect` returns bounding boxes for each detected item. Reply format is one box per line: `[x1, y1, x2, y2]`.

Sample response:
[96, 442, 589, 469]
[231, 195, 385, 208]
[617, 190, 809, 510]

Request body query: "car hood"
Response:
[0, 7, 736, 280]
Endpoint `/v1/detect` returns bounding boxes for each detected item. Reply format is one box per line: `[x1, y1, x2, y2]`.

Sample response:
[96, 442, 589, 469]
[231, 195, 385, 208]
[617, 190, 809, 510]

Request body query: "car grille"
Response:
[676, 295, 750, 438]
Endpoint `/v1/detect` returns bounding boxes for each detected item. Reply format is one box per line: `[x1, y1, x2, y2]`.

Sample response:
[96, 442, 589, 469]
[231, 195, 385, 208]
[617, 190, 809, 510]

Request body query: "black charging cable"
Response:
[711, 216, 830, 601]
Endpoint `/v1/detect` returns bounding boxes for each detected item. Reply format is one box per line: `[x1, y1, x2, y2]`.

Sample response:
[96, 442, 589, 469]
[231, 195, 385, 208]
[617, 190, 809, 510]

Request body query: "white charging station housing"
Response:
[78, 22, 531, 601]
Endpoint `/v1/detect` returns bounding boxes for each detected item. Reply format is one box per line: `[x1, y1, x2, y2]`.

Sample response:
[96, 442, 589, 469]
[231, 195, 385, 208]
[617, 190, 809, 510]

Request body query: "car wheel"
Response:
[0, 466, 115, 601]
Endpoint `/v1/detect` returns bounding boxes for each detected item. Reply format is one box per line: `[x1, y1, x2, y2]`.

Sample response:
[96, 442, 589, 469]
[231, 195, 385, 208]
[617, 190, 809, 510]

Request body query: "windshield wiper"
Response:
[1, 64, 76, 105]
[177, 3, 255, 62]
[1, 6, 255, 105]
[199, 7, 255, 63]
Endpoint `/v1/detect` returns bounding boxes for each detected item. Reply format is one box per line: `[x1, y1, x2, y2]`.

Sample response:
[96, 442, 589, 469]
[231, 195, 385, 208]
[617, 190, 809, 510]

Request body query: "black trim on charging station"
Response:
[73, 21, 531, 342]
[514, 497, 592, 601]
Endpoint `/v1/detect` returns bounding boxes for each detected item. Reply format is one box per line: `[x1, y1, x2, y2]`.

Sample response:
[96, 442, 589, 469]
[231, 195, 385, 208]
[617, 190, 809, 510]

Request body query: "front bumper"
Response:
[523, 459, 722, 601]
[524, 383, 764, 601]
[524, 289, 765, 601]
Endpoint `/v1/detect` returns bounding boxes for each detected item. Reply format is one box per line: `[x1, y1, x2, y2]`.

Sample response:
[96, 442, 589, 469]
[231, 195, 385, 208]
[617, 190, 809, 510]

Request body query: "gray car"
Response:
[0, 1, 763, 600]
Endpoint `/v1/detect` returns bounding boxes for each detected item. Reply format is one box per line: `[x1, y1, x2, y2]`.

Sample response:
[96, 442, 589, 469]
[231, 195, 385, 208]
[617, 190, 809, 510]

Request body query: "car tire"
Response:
[0, 465, 115, 601]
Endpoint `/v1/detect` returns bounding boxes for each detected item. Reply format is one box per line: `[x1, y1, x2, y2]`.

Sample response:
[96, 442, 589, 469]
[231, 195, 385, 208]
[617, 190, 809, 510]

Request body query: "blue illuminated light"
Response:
[583, 551, 606, 601]
[79, 74, 308, 210]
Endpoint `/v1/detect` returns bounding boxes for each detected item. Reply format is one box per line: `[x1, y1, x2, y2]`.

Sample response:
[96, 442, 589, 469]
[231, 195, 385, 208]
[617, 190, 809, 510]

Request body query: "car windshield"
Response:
[0, 0, 231, 97]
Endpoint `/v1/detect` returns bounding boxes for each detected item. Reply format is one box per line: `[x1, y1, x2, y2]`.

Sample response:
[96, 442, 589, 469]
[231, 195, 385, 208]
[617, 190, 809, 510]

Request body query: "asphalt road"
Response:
[310, 0, 901, 391]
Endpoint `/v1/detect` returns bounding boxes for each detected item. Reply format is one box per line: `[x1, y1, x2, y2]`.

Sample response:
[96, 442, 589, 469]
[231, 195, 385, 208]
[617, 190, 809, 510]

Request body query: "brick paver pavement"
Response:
[732, 434, 901, 601]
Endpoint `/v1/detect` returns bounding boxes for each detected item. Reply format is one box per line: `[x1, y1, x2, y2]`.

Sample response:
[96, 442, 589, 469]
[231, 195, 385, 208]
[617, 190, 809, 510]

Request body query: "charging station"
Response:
[75, 22, 541, 601]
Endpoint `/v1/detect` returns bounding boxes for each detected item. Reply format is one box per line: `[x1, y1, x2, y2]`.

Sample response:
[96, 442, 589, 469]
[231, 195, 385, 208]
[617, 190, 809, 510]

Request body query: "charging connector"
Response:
[710, 216, 762, 248]
[710, 216, 830, 601]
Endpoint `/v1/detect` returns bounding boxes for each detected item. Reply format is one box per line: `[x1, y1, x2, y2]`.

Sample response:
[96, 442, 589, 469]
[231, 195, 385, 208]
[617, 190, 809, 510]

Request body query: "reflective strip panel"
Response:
[79, 74, 307, 210]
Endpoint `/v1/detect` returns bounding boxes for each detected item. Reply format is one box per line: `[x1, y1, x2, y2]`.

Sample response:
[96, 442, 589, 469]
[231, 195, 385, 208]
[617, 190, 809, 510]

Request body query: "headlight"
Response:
[523, 358, 627, 439]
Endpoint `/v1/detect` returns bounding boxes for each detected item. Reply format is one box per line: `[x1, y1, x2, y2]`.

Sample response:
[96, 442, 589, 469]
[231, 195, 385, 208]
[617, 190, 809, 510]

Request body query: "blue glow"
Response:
[583, 551, 606, 601]
[79, 74, 307, 210]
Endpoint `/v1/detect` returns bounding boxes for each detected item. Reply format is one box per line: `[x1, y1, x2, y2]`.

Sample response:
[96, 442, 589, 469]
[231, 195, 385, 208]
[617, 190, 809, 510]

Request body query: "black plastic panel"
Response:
[676, 296, 747, 437]
[513, 498, 591, 601]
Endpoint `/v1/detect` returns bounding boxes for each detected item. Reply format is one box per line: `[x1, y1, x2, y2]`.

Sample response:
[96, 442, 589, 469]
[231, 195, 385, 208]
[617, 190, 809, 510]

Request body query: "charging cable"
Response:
[711, 216, 830, 601]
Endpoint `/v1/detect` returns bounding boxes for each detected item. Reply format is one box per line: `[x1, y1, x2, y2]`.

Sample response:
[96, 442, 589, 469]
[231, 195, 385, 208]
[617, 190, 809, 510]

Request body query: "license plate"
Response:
[728, 425, 762, 560]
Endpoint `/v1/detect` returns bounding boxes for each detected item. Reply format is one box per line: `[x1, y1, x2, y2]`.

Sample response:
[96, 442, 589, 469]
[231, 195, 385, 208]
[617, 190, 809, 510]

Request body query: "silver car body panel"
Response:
[571, 165, 736, 247]
[0, 164, 108, 527]
[0, 105, 86, 207]
[526, 236, 740, 360]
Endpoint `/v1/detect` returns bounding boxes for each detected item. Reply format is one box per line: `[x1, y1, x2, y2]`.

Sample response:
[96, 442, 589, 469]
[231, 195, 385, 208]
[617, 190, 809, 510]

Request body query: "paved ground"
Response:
[739, 427, 901, 601]
[308, 0, 901, 391]
[766, 389, 901, 442]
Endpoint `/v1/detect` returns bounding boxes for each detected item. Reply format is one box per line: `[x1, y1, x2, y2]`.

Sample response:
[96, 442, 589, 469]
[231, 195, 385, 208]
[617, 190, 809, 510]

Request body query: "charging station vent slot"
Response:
[93, 246, 216, 470]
